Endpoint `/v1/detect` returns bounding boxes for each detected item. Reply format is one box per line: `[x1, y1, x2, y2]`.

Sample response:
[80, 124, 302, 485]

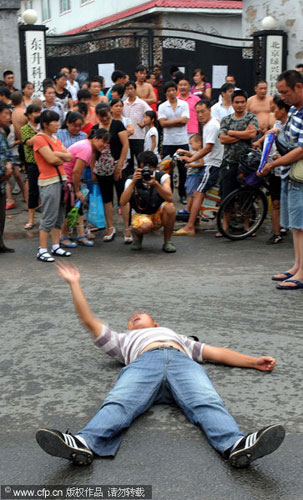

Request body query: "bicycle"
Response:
[217, 149, 269, 240]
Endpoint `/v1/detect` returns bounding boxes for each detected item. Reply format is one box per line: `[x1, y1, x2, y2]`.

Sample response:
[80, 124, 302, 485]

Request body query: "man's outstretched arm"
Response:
[56, 262, 104, 338]
[202, 344, 276, 371]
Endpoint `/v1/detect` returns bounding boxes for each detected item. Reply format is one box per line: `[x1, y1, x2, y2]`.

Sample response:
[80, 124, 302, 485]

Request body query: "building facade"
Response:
[0, 0, 21, 87]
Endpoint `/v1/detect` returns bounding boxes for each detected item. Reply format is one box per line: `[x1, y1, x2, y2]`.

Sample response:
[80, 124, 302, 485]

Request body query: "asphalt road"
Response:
[1, 223, 302, 500]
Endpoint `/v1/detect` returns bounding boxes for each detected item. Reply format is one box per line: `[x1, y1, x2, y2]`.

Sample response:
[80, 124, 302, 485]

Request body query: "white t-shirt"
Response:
[203, 117, 224, 168]
[144, 126, 160, 159]
[66, 80, 80, 101]
[211, 102, 234, 123]
[158, 98, 190, 146]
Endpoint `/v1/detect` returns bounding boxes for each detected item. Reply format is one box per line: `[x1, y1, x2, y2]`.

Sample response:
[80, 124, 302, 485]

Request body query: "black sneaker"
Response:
[228, 424, 285, 468]
[36, 428, 93, 465]
[266, 234, 283, 245]
[280, 228, 288, 236]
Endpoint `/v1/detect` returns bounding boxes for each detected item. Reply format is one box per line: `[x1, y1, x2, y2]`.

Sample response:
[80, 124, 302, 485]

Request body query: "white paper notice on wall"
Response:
[212, 65, 228, 89]
[98, 63, 115, 88]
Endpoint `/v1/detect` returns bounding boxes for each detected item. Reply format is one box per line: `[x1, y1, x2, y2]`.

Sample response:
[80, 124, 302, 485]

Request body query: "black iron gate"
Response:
[46, 26, 254, 97]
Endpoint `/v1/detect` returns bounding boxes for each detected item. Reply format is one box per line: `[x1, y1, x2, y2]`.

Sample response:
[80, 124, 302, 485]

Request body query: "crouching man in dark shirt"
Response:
[36, 263, 285, 469]
[120, 150, 176, 252]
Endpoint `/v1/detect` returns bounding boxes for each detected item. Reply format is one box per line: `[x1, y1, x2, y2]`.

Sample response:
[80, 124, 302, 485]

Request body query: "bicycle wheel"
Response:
[217, 187, 268, 240]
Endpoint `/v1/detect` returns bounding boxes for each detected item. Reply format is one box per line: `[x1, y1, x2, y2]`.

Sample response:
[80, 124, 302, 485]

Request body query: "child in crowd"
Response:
[143, 110, 160, 160]
[176, 133, 203, 215]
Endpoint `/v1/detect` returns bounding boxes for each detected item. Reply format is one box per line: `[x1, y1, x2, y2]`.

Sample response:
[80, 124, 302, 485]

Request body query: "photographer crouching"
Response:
[120, 151, 176, 252]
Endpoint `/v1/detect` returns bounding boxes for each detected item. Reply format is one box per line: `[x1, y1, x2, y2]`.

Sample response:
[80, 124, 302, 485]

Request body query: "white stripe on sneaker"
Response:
[63, 433, 78, 449]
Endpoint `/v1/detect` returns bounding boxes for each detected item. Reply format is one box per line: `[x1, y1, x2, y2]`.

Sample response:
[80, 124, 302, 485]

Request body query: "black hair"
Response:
[296, 64, 303, 69]
[10, 91, 23, 106]
[272, 94, 291, 112]
[193, 68, 205, 78]
[195, 99, 211, 109]
[111, 70, 126, 82]
[110, 98, 123, 108]
[174, 71, 185, 84]
[42, 78, 54, 90]
[144, 110, 157, 123]
[170, 65, 179, 75]
[40, 110, 60, 129]
[3, 70, 13, 79]
[62, 111, 84, 129]
[0, 101, 11, 112]
[88, 127, 111, 142]
[95, 103, 110, 116]
[22, 81, 34, 90]
[0, 86, 11, 98]
[43, 85, 56, 94]
[220, 83, 234, 93]
[55, 72, 68, 81]
[135, 64, 147, 73]
[25, 104, 41, 116]
[111, 84, 124, 98]
[137, 150, 158, 169]
[125, 80, 137, 90]
[164, 81, 177, 93]
[73, 101, 88, 116]
[178, 75, 190, 84]
[277, 69, 303, 89]
[226, 74, 236, 81]
[255, 80, 267, 86]
[90, 76, 104, 86]
[77, 89, 91, 100]
[231, 89, 248, 102]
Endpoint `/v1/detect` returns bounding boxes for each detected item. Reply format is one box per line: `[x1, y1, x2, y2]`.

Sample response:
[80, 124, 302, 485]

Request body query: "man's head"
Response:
[137, 150, 158, 170]
[164, 81, 177, 101]
[43, 85, 56, 104]
[0, 101, 11, 127]
[111, 84, 124, 99]
[146, 73, 156, 87]
[125, 81, 137, 99]
[255, 80, 268, 99]
[231, 89, 248, 114]
[70, 67, 78, 81]
[272, 94, 290, 121]
[296, 64, 303, 75]
[225, 74, 236, 85]
[220, 83, 234, 102]
[60, 67, 70, 79]
[277, 70, 303, 107]
[10, 91, 23, 107]
[127, 311, 158, 330]
[195, 99, 211, 124]
[89, 77, 102, 96]
[3, 70, 14, 89]
[111, 70, 126, 85]
[153, 65, 162, 79]
[178, 77, 191, 97]
[135, 65, 147, 83]
[0, 86, 11, 102]
[77, 88, 91, 104]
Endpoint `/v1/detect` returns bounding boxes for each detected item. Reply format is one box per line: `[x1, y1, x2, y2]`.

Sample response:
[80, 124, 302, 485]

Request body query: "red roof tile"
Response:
[64, 0, 242, 35]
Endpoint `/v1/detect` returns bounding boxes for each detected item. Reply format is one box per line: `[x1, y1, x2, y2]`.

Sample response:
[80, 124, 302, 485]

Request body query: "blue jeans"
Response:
[77, 348, 243, 457]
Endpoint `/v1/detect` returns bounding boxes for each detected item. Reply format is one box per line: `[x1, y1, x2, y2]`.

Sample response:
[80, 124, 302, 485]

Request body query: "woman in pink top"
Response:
[60, 128, 110, 247]
[190, 68, 212, 100]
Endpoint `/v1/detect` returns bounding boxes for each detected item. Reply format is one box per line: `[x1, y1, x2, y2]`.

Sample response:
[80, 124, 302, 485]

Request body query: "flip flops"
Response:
[60, 237, 77, 248]
[272, 272, 293, 282]
[276, 279, 303, 290]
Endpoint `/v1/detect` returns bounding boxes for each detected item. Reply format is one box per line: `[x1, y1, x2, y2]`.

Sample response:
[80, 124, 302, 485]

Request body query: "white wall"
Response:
[162, 12, 242, 40]
[243, 0, 303, 69]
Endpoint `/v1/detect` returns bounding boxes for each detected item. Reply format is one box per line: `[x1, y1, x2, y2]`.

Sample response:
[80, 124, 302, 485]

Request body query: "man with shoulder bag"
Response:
[259, 70, 303, 289]
[120, 151, 176, 252]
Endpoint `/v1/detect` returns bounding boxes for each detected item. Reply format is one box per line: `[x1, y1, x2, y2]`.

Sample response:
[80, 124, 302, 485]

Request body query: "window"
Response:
[81, 0, 94, 4]
[60, 0, 71, 13]
[24, 1, 33, 9]
[41, 0, 51, 21]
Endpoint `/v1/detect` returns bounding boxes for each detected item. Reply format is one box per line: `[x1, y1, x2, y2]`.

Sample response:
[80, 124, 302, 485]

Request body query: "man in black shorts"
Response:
[173, 100, 223, 235]
[218, 90, 258, 236]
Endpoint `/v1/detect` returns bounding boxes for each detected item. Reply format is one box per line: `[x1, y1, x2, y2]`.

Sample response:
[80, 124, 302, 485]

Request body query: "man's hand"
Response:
[56, 262, 81, 285]
[257, 162, 272, 177]
[76, 190, 85, 203]
[132, 168, 143, 184]
[144, 177, 157, 187]
[253, 356, 276, 371]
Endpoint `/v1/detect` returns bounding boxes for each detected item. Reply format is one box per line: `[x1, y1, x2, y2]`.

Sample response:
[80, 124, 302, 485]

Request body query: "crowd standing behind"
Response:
[0, 64, 303, 289]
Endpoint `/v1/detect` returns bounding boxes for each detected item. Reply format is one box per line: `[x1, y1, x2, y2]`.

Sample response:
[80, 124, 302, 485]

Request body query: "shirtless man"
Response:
[11, 92, 27, 140]
[135, 64, 156, 106]
[246, 81, 274, 135]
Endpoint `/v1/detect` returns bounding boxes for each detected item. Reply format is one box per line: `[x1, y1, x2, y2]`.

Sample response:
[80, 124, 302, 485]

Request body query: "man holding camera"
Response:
[120, 151, 176, 252]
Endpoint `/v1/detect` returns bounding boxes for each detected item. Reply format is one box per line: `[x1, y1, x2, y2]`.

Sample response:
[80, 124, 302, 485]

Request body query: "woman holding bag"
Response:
[33, 110, 72, 262]
[92, 104, 131, 243]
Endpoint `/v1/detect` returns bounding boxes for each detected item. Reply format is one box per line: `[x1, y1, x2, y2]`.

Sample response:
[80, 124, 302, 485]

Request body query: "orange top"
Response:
[33, 134, 65, 179]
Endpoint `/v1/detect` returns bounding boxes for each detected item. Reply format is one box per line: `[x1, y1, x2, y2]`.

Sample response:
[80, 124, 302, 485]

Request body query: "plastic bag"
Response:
[88, 184, 105, 229]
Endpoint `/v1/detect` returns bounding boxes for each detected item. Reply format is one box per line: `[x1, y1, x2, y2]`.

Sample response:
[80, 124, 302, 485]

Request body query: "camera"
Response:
[141, 165, 153, 182]
[172, 152, 181, 161]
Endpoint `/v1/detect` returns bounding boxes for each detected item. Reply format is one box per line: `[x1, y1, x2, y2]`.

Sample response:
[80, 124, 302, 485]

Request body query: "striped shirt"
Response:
[282, 106, 303, 178]
[95, 325, 205, 365]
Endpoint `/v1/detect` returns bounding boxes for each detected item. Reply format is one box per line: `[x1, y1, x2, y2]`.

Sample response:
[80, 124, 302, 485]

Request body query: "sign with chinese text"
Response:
[266, 36, 283, 96]
[25, 30, 46, 98]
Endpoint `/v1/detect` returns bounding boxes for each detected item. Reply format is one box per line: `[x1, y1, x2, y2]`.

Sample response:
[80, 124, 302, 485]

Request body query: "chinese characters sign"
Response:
[25, 30, 46, 97]
[266, 36, 283, 96]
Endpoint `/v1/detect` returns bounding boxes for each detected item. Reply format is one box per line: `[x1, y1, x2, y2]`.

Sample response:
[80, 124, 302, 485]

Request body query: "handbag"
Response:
[88, 184, 105, 228]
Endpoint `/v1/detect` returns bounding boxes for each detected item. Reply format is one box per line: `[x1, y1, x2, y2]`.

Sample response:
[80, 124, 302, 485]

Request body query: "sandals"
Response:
[76, 236, 94, 247]
[24, 223, 36, 230]
[37, 251, 55, 263]
[103, 227, 116, 242]
[51, 247, 71, 257]
[124, 228, 133, 244]
[60, 237, 77, 248]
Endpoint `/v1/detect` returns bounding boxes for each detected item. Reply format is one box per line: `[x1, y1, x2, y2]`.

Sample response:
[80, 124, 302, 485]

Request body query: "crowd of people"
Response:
[0, 65, 303, 288]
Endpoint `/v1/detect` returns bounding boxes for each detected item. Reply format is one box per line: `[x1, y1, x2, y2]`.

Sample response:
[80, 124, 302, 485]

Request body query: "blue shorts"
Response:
[288, 179, 303, 230]
[280, 177, 289, 228]
[185, 174, 203, 197]
[196, 165, 220, 194]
